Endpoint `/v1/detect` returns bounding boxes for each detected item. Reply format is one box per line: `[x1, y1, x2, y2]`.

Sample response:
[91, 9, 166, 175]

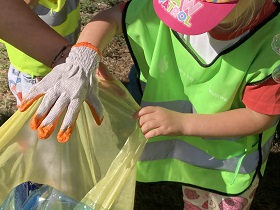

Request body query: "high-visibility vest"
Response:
[4, 0, 80, 77]
[123, 0, 280, 195]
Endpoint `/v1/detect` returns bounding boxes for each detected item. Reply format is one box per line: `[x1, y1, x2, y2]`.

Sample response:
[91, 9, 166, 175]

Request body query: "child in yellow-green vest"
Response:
[19, 0, 280, 209]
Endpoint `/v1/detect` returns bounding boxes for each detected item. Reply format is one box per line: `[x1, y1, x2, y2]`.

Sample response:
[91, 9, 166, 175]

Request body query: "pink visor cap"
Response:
[153, 0, 239, 35]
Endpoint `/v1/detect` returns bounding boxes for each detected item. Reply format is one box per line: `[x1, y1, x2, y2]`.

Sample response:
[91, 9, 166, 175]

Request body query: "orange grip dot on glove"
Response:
[57, 123, 76, 143]
[86, 101, 104, 126]
[30, 112, 47, 130]
[19, 94, 44, 112]
[31, 112, 62, 140]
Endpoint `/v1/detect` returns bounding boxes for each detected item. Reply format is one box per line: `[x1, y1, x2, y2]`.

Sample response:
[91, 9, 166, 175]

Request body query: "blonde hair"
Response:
[217, 0, 266, 32]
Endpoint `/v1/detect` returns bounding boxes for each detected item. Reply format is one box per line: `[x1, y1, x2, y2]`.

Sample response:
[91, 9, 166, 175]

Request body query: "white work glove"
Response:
[19, 42, 104, 142]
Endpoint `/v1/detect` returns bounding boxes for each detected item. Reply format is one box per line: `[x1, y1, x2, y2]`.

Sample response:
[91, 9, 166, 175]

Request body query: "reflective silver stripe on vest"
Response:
[33, 0, 79, 26]
[141, 100, 194, 113]
[139, 136, 273, 174]
[64, 20, 81, 43]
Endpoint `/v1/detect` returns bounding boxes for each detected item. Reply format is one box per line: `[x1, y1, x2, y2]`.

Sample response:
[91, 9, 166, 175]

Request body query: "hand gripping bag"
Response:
[0, 77, 147, 210]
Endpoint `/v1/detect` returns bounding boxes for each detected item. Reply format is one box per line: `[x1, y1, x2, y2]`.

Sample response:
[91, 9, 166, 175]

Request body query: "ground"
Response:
[0, 1, 280, 209]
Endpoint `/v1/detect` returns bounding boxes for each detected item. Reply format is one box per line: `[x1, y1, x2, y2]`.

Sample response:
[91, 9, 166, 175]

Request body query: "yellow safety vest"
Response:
[4, 0, 80, 77]
[123, 0, 280, 195]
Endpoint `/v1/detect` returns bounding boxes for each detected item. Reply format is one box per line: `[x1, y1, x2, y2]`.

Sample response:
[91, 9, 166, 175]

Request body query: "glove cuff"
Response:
[67, 42, 101, 74]
[74, 42, 102, 58]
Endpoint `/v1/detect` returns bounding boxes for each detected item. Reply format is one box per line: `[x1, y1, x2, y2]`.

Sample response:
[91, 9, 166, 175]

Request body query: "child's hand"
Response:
[133, 106, 185, 139]
[97, 62, 127, 96]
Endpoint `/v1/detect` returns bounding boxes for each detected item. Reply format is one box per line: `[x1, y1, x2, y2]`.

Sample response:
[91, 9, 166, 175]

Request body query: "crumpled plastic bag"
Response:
[0, 77, 147, 210]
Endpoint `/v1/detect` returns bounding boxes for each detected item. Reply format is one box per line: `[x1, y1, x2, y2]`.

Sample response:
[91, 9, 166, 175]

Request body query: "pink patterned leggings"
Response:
[182, 178, 259, 210]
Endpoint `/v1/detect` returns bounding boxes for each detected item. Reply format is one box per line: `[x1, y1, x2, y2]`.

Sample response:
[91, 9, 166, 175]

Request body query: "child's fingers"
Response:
[96, 62, 114, 81]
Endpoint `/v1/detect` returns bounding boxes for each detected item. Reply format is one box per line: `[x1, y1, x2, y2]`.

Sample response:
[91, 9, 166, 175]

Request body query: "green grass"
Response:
[0, 44, 17, 120]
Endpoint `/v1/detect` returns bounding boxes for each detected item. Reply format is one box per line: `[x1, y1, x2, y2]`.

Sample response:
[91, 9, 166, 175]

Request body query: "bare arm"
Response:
[181, 108, 276, 137]
[134, 106, 277, 139]
[0, 0, 69, 67]
[77, 4, 123, 53]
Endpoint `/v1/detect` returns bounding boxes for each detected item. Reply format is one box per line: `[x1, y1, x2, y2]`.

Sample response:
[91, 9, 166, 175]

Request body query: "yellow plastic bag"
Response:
[0, 78, 147, 210]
